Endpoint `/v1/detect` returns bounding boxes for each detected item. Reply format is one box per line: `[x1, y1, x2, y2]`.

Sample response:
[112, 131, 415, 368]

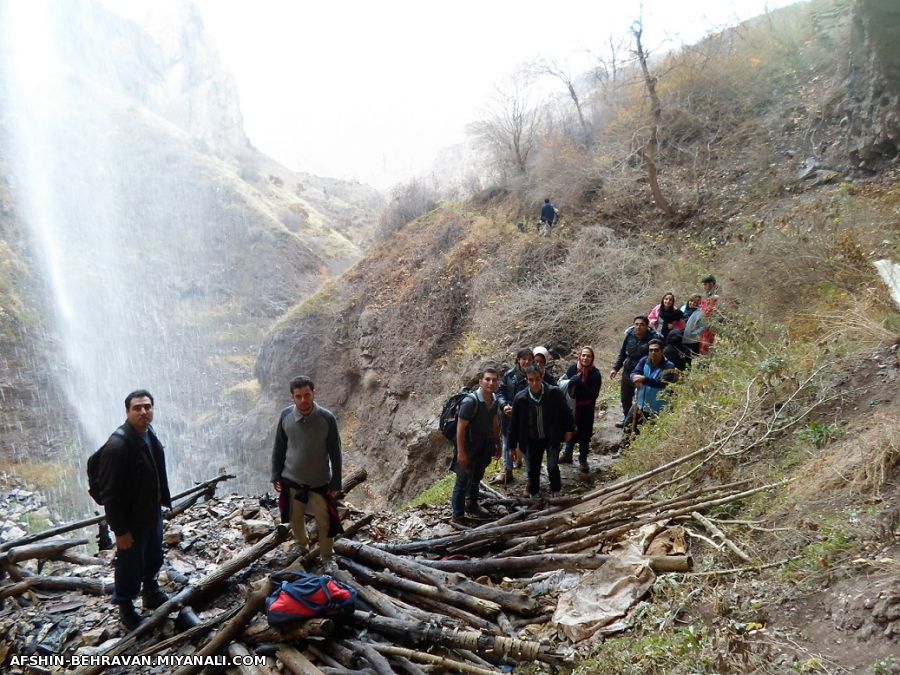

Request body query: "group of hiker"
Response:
[449, 275, 722, 523]
[90, 273, 721, 630]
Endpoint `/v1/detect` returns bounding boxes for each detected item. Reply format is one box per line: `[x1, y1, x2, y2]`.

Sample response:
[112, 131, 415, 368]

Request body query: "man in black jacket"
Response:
[508, 366, 574, 497]
[610, 316, 661, 427]
[97, 389, 172, 630]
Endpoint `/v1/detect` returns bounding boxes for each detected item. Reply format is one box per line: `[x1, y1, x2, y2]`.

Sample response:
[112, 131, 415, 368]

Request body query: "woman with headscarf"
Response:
[559, 346, 602, 473]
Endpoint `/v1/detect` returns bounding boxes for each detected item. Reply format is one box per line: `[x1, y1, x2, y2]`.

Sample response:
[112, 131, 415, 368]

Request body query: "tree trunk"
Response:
[633, 24, 675, 219]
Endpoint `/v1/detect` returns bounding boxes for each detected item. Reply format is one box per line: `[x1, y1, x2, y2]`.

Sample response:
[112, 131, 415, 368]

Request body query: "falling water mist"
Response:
[0, 0, 269, 515]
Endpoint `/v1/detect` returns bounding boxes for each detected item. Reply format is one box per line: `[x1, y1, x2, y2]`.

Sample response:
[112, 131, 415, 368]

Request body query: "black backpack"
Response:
[438, 389, 476, 443]
[87, 428, 125, 505]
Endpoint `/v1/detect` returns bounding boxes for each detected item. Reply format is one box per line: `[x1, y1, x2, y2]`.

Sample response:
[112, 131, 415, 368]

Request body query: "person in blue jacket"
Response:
[630, 339, 678, 418]
[539, 199, 558, 235]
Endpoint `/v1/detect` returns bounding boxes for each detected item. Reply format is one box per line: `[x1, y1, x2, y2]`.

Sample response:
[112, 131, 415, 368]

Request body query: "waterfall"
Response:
[0, 0, 250, 504]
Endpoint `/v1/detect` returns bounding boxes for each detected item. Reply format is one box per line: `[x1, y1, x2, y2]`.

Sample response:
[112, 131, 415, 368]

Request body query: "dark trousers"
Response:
[111, 514, 163, 605]
[563, 439, 589, 462]
[525, 438, 561, 496]
[620, 372, 636, 417]
[451, 445, 492, 517]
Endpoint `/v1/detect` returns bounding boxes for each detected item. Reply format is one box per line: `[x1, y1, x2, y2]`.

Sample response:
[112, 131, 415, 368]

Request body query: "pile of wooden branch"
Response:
[0, 450, 785, 674]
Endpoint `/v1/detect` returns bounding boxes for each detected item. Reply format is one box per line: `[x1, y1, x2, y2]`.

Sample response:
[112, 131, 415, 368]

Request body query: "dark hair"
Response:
[544, 198, 550, 203]
[648, 339, 664, 349]
[125, 389, 154, 410]
[480, 365, 499, 378]
[634, 315, 649, 325]
[660, 292, 676, 306]
[701, 274, 716, 284]
[516, 347, 534, 360]
[289, 376, 315, 393]
[524, 364, 542, 377]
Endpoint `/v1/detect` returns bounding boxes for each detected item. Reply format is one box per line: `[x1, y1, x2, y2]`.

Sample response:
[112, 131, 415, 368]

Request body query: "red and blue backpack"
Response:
[265, 571, 357, 626]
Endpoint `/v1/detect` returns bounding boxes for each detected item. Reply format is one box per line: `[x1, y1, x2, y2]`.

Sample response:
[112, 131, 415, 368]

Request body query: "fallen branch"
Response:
[77, 524, 290, 675]
[0, 575, 111, 599]
[371, 643, 502, 675]
[0, 473, 235, 552]
[417, 553, 691, 576]
[691, 511, 752, 563]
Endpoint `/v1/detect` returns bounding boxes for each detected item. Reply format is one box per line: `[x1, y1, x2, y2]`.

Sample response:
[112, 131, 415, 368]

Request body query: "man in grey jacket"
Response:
[271, 375, 342, 563]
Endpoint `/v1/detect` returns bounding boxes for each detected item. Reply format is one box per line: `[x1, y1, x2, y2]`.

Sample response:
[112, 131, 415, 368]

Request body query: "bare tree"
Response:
[589, 34, 630, 99]
[632, 20, 674, 219]
[468, 84, 542, 182]
[529, 59, 591, 142]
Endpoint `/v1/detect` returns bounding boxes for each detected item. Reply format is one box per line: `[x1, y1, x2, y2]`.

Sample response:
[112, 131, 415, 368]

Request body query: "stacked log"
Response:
[0, 456, 787, 674]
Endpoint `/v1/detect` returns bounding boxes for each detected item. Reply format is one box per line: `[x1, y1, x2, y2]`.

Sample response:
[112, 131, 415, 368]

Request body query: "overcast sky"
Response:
[134, 0, 801, 190]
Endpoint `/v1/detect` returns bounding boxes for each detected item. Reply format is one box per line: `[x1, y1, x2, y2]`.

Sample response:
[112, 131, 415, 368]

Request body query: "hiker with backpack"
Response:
[91, 390, 172, 630]
[508, 365, 574, 498]
[449, 366, 502, 524]
[271, 375, 343, 571]
[558, 346, 602, 473]
[497, 348, 534, 482]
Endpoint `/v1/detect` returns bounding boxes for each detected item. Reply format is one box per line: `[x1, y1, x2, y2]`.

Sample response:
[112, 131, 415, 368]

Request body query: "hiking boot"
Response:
[558, 453, 573, 464]
[579, 459, 590, 474]
[321, 560, 338, 575]
[141, 584, 169, 610]
[451, 514, 468, 526]
[118, 602, 144, 631]
[550, 491, 562, 498]
[614, 419, 625, 429]
[465, 501, 491, 518]
[505, 469, 515, 483]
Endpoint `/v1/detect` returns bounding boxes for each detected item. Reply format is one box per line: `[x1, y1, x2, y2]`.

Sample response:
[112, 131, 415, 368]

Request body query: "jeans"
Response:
[502, 433, 515, 470]
[111, 514, 164, 605]
[451, 445, 492, 517]
[620, 372, 636, 417]
[563, 439, 589, 462]
[525, 438, 561, 496]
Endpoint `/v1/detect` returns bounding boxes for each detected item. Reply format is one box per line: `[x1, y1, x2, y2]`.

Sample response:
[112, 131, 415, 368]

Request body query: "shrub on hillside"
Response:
[376, 178, 439, 241]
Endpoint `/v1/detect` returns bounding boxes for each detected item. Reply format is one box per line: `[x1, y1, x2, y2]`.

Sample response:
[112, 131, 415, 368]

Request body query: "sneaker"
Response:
[614, 420, 625, 429]
[505, 469, 515, 482]
[141, 584, 169, 610]
[579, 460, 590, 474]
[550, 491, 562, 498]
[321, 560, 339, 575]
[118, 603, 144, 631]
[558, 454, 573, 464]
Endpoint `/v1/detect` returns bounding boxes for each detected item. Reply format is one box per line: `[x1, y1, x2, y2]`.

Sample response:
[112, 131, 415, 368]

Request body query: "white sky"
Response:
[128, 0, 801, 190]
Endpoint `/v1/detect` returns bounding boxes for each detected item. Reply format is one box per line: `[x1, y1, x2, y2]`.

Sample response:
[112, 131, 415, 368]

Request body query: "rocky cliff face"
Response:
[0, 0, 380, 495]
[845, 0, 900, 166]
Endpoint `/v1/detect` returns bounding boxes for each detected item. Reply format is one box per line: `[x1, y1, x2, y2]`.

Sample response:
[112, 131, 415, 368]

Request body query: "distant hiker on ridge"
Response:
[539, 198, 558, 236]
